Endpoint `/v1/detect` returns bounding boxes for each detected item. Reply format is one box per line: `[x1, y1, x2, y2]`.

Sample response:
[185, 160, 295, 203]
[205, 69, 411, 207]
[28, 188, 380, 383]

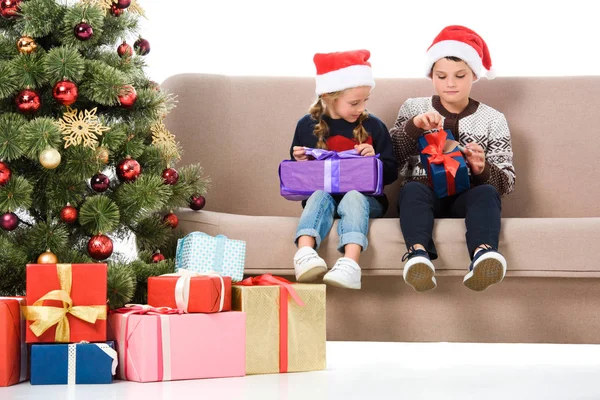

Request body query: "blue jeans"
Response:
[295, 190, 384, 253]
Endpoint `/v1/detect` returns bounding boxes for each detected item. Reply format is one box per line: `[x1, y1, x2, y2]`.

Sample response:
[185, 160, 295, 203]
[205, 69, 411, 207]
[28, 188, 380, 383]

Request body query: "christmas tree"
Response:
[0, 0, 208, 307]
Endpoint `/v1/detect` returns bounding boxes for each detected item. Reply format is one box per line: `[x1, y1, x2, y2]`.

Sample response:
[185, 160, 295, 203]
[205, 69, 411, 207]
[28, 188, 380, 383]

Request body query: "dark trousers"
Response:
[398, 181, 501, 260]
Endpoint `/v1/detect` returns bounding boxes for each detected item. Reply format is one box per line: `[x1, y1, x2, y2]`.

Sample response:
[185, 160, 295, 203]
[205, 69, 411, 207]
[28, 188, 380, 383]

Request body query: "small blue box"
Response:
[30, 341, 116, 385]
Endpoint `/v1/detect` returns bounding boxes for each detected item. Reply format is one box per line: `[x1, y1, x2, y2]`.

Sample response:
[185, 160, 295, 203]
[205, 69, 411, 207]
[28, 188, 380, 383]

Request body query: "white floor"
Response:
[4, 341, 600, 400]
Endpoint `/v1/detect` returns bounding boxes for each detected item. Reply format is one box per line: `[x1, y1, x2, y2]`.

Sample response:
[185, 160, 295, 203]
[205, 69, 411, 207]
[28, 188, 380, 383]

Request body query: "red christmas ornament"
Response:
[88, 234, 113, 260]
[116, 156, 141, 182]
[15, 89, 41, 113]
[1, 212, 18, 231]
[151, 250, 165, 263]
[0, 161, 11, 187]
[189, 195, 206, 211]
[53, 80, 78, 106]
[114, 0, 131, 9]
[161, 168, 179, 185]
[118, 85, 137, 108]
[110, 4, 123, 16]
[163, 212, 178, 229]
[74, 22, 93, 41]
[117, 42, 132, 58]
[60, 203, 78, 224]
[0, 0, 21, 19]
[134, 38, 150, 56]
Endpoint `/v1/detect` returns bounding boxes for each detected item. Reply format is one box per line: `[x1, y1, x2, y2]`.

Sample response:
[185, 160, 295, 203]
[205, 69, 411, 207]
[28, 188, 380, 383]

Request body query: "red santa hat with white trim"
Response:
[313, 49, 375, 95]
[425, 25, 496, 81]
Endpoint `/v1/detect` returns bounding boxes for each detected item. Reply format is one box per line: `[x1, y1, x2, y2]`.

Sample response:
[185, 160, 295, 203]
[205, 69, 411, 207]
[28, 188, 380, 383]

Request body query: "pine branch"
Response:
[59, 3, 105, 50]
[55, 247, 94, 264]
[17, 0, 64, 38]
[45, 176, 87, 211]
[0, 62, 19, 98]
[107, 261, 135, 309]
[132, 214, 172, 252]
[21, 117, 63, 158]
[100, 120, 127, 150]
[10, 52, 49, 90]
[63, 145, 100, 180]
[0, 176, 33, 212]
[27, 221, 70, 255]
[115, 174, 173, 221]
[44, 46, 86, 83]
[98, 10, 139, 46]
[79, 59, 128, 105]
[0, 236, 28, 295]
[0, 113, 26, 161]
[79, 195, 120, 234]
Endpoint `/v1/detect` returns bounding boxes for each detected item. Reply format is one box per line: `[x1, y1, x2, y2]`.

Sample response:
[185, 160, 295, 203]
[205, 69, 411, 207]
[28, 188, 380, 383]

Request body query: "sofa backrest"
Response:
[162, 74, 600, 218]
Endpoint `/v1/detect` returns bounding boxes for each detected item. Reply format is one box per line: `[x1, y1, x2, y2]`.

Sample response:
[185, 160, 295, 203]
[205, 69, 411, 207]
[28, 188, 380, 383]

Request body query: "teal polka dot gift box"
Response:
[175, 232, 246, 282]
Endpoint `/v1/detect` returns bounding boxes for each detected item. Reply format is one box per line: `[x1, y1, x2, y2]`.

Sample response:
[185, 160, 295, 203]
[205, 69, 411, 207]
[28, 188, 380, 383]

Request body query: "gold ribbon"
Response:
[22, 264, 107, 342]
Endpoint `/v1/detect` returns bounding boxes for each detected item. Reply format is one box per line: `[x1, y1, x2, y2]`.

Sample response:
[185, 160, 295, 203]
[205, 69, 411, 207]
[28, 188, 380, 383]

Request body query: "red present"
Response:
[23, 264, 107, 343]
[0, 297, 27, 386]
[148, 272, 232, 313]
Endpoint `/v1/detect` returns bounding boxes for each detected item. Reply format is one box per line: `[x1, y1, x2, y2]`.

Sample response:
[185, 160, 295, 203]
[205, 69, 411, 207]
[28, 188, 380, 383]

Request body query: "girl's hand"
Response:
[293, 146, 308, 161]
[413, 112, 443, 131]
[462, 143, 486, 175]
[355, 143, 375, 157]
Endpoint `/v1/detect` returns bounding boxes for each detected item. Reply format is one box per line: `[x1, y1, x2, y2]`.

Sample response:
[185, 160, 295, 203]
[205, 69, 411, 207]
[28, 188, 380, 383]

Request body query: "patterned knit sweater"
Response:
[390, 96, 516, 196]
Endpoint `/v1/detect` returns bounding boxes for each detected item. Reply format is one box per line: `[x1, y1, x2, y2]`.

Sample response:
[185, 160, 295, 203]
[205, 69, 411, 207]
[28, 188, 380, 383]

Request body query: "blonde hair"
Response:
[308, 90, 369, 150]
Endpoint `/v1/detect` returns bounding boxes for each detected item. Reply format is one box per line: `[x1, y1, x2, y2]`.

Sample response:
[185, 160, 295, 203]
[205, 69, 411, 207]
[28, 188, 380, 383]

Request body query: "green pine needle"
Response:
[115, 175, 173, 221]
[79, 195, 120, 235]
[18, 0, 64, 38]
[133, 215, 172, 252]
[44, 46, 86, 83]
[0, 176, 33, 212]
[79, 60, 128, 106]
[45, 177, 87, 210]
[0, 236, 28, 296]
[0, 113, 26, 161]
[27, 222, 70, 255]
[59, 4, 105, 50]
[0, 62, 19, 98]
[10, 52, 48, 90]
[107, 262, 136, 309]
[21, 117, 63, 158]
[100, 121, 127, 150]
[63, 146, 100, 181]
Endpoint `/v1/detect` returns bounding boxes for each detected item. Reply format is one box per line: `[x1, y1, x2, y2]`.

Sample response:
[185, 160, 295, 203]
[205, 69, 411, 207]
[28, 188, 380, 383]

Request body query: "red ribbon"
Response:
[421, 130, 462, 196]
[236, 274, 305, 373]
[111, 305, 180, 381]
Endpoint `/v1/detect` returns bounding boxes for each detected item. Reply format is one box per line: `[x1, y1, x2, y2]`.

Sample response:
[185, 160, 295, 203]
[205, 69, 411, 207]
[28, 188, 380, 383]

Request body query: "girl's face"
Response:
[324, 86, 371, 123]
[431, 58, 476, 110]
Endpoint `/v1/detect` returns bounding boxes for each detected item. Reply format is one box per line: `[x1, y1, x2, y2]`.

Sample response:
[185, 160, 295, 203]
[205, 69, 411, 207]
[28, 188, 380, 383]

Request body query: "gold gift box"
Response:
[232, 283, 326, 375]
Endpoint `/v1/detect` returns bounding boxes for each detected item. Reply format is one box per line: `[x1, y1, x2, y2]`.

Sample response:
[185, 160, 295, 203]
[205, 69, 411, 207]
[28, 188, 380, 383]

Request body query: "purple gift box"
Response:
[279, 148, 383, 201]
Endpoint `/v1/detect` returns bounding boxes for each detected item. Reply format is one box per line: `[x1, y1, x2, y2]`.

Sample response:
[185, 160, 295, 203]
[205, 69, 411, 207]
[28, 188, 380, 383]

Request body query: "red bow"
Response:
[421, 130, 463, 196]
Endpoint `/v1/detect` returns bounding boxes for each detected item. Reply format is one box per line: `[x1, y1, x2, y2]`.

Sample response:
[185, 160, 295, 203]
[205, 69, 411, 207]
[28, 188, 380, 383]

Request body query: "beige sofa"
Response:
[163, 74, 600, 344]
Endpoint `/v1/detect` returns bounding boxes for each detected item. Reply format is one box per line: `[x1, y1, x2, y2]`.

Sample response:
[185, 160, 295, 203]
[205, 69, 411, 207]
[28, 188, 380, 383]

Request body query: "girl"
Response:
[391, 26, 516, 292]
[290, 49, 397, 290]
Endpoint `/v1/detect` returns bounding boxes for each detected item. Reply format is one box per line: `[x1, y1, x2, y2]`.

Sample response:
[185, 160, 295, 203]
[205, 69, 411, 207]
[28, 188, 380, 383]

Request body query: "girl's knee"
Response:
[339, 190, 367, 208]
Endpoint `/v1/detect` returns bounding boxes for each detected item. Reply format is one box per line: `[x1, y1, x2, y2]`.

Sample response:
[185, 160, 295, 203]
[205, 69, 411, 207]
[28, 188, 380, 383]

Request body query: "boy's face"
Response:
[325, 86, 371, 123]
[431, 58, 476, 107]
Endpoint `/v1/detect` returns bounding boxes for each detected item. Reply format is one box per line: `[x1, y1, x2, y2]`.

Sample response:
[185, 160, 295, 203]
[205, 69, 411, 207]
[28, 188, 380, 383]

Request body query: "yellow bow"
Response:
[22, 264, 107, 342]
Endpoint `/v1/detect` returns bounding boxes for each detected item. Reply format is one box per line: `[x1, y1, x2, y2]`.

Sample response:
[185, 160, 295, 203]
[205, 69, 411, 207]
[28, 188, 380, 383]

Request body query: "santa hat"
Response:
[425, 25, 496, 81]
[313, 49, 375, 95]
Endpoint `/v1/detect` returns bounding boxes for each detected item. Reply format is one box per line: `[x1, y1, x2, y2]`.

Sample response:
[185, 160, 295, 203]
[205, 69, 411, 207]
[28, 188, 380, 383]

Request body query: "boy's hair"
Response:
[429, 56, 467, 76]
[308, 91, 369, 149]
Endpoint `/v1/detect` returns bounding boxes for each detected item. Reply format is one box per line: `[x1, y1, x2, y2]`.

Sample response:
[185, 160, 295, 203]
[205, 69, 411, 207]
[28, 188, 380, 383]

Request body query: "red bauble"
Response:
[88, 234, 113, 260]
[189, 195, 206, 211]
[134, 38, 150, 56]
[110, 4, 123, 16]
[116, 156, 141, 182]
[118, 85, 137, 108]
[60, 203, 78, 224]
[0, 161, 11, 187]
[161, 168, 179, 185]
[52, 80, 78, 106]
[151, 250, 165, 263]
[1, 212, 18, 231]
[15, 89, 41, 113]
[117, 42, 132, 58]
[91, 173, 110, 192]
[114, 0, 131, 9]
[0, 0, 21, 19]
[74, 22, 93, 41]
[163, 212, 178, 229]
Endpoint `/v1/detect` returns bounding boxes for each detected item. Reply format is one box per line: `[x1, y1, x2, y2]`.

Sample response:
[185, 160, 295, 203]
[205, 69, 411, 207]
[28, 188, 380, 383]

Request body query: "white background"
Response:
[136, 0, 600, 83]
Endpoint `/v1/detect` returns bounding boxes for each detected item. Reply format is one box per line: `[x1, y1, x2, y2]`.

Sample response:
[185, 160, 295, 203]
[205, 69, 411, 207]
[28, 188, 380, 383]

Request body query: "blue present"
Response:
[175, 232, 246, 282]
[30, 341, 117, 385]
[417, 130, 470, 198]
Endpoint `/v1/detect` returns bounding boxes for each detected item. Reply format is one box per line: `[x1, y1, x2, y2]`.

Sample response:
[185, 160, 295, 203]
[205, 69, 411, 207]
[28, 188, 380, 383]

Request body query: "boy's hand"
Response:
[413, 112, 443, 131]
[461, 143, 486, 175]
[292, 146, 308, 161]
[355, 143, 375, 157]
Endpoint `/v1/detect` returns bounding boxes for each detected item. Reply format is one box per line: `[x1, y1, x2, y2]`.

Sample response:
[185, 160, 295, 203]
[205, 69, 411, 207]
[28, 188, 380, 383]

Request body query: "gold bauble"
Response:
[37, 249, 58, 264]
[95, 146, 109, 164]
[17, 36, 37, 54]
[39, 147, 61, 169]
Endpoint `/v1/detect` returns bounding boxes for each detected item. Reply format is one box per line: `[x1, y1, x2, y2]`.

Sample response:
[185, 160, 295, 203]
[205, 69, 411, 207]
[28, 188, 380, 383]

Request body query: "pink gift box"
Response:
[108, 310, 245, 382]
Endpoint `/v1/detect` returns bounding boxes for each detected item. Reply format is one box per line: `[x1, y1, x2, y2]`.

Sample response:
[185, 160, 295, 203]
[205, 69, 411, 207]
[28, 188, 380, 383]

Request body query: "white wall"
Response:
[136, 0, 599, 83]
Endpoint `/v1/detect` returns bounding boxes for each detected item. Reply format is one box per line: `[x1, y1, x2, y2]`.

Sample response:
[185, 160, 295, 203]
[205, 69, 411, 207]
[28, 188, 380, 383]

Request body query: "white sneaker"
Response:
[463, 247, 507, 292]
[323, 257, 361, 290]
[402, 247, 437, 292]
[293, 246, 327, 282]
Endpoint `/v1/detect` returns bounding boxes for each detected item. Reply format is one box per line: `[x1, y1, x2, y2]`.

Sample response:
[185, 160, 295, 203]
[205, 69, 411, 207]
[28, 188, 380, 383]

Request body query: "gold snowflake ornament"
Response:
[58, 107, 110, 150]
[151, 121, 180, 161]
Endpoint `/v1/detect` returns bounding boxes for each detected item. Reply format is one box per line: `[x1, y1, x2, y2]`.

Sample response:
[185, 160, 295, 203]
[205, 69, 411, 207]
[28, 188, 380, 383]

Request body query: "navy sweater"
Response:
[289, 113, 398, 212]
